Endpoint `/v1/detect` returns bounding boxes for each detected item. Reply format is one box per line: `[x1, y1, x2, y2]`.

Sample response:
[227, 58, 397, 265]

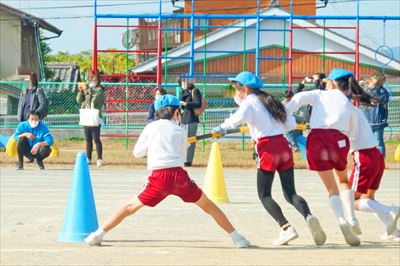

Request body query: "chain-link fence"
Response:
[1, 81, 399, 136]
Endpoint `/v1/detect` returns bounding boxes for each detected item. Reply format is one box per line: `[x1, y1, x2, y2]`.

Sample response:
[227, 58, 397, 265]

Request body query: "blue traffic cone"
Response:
[296, 135, 308, 161]
[59, 152, 98, 242]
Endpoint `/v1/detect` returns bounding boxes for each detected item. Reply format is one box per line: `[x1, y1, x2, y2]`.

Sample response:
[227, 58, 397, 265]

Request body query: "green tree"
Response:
[46, 50, 135, 77]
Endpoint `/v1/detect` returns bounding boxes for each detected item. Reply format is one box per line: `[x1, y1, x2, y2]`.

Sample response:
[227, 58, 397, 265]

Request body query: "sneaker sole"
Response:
[273, 233, 299, 246]
[307, 217, 327, 246]
[340, 223, 360, 246]
[235, 241, 252, 248]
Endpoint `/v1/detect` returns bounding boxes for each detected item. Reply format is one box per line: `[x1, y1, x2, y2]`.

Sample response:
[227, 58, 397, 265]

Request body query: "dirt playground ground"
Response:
[1, 167, 399, 266]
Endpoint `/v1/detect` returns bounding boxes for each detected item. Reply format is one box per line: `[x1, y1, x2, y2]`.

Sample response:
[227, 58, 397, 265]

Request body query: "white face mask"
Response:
[234, 95, 243, 106]
[155, 95, 160, 100]
[89, 82, 96, 88]
[29, 120, 39, 128]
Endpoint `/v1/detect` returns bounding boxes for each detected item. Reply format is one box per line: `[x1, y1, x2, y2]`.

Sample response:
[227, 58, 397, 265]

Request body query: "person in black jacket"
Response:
[362, 72, 389, 157]
[180, 82, 202, 167]
[17, 73, 48, 122]
[147, 87, 167, 124]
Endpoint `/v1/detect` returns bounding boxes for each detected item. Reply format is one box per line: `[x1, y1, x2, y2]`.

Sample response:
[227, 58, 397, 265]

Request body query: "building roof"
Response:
[0, 3, 62, 36]
[46, 62, 80, 91]
[132, 7, 399, 73]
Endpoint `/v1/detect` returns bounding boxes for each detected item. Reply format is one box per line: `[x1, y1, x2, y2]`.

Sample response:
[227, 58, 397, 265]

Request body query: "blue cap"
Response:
[228, 71, 264, 90]
[328, 68, 355, 81]
[154, 94, 180, 111]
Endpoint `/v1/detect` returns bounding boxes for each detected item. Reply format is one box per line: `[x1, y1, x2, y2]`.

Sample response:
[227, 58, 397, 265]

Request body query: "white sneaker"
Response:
[84, 232, 103, 246]
[306, 215, 327, 246]
[97, 159, 104, 167]
[381, 230, 400, 242]
[339, 222, 361, 246]
[232, 234, 252, 248]
[273, 226, 299, 246]
[387, 206, 400, 235]
[349, 218, 362, 235]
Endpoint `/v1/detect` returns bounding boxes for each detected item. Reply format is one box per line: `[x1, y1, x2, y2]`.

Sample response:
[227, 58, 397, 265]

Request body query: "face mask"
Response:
[89, 82, 96, 88]
[181, 81, 187, 90]
[155, 95, 160, 100]
[234, 95, 243, 106]
[29, 120, 39, 128]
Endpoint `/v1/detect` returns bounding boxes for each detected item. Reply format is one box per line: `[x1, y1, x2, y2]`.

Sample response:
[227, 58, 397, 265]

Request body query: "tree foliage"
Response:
[46, 50, 135, 77]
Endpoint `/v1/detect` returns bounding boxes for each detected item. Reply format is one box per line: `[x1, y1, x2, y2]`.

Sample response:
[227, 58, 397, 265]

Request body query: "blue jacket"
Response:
[362, 86, 389, 130]
[14, 121, 54, 147]
[147, 102, 156, 124]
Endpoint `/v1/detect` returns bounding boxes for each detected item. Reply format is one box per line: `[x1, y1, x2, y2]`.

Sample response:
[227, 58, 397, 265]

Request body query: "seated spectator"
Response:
[14, 111, 54, 170]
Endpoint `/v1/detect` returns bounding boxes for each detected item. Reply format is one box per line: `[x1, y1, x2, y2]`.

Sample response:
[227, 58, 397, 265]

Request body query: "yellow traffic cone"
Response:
[394, 145, 400, 162]
[203, 142, 229, 204]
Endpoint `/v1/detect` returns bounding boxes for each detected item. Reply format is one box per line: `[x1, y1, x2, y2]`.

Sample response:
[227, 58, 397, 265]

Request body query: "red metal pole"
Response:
[156, 20, 163, 86]
[97, 24, 158, 29]
[92, 23, 98, 73]
[97, 49, 158, 53]
[355, 23, 360, 80]
[292, 51, 356, 55]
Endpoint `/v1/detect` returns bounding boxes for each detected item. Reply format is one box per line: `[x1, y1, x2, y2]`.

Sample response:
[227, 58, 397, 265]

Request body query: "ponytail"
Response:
[255, 90, 287, 123]
[336, 76, 379, 106]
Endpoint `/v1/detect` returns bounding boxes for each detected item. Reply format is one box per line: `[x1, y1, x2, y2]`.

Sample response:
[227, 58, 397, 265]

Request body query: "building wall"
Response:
[0, 10, 21, 79]
[169, 47, 393, 83]
[183, 0, 316, 41]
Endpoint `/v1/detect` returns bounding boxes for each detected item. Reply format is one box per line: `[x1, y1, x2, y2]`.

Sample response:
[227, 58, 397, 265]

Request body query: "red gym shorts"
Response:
[349, 147, 385, 194]
[306, 129, 350, 171]
[137, 167, 203, 207]
[256, 134, 294, 172]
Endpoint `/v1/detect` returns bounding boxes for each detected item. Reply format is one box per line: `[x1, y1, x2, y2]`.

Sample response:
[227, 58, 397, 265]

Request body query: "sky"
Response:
[2, 0, 399, 59]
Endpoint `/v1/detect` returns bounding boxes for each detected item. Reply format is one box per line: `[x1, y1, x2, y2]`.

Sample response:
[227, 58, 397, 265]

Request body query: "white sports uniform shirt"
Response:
[220, 93, 296, 141]
[285, 89, 355, 135]
[348, 107, 377, 152]
[133, 119, 189, 170]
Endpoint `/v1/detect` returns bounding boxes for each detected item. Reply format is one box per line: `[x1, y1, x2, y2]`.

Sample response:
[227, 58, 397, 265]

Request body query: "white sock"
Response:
[329, 195, 346, 224]
[230, 230, 243, 241]
[95, 228, 106, 239]
[359, 199, 391, 215]
[340, 189, 357, 221]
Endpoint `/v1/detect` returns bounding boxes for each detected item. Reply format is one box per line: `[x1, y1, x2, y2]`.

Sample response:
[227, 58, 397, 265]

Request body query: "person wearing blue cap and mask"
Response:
[212, 71, 326, 246]
[85, 94, 251, 249]
[286, 68, 378, 246]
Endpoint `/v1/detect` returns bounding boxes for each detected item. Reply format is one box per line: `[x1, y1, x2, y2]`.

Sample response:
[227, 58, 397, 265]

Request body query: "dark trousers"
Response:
[84, 126, 103, 160]
[257, 168, 311, 227]
[17, 137, 51, 163]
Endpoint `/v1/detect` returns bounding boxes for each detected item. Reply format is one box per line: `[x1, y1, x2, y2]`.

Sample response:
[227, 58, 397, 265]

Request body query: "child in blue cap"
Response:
[213, 71, 326, 246]
[85, 94, 251, 248]
[286, 68, 378, 246]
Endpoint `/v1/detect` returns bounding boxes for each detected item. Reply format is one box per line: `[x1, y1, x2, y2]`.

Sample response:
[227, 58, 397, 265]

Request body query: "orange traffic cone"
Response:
[203, 142, 229, 204]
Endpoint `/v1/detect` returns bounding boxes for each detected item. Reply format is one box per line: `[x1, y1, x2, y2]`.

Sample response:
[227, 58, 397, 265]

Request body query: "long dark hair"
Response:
[254, 90, 287, 123]
[30, 72, 38, 87]
[336, 76, 378, 106]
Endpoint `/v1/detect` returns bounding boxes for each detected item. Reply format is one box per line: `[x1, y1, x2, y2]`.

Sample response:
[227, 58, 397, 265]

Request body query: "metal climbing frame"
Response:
[92, 0, 400, 147]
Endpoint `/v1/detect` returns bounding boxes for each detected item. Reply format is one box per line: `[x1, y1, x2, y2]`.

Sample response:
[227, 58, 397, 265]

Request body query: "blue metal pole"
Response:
[255, 0, 261, 76]
[95, 14, 400, 21]
[189, 0, 195, 77]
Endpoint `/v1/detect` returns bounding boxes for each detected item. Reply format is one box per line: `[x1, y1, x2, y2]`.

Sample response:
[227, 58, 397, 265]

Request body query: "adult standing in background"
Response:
[363, 72, 389, 157]
[180, 82, 202, 167]
[17, 72, 48, 122]
[77, 71, 105, 166]
[147, 87, 167, 124]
